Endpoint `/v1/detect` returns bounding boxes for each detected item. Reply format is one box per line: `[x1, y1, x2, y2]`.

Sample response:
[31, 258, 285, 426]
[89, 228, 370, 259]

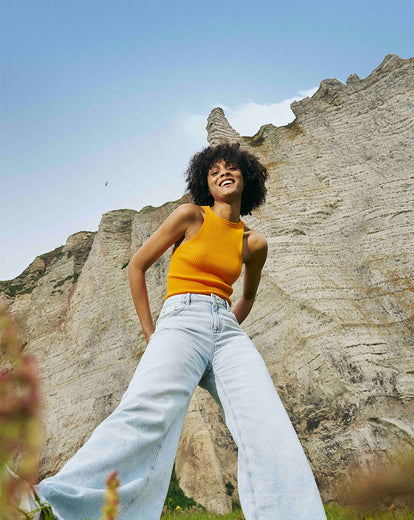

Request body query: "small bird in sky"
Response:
[105, 181, 108, 187]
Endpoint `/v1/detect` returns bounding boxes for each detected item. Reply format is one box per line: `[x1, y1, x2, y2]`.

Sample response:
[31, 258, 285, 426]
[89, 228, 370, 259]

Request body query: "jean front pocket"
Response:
[157, 302, 187, 323]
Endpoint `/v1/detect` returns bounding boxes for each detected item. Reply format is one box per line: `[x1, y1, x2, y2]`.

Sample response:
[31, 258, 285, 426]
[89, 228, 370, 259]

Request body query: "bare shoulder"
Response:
[243, 225, 268, 264]
[171, 203, 204, 224]
[169, 204, 205, 248]
[249, 229, 268, 252]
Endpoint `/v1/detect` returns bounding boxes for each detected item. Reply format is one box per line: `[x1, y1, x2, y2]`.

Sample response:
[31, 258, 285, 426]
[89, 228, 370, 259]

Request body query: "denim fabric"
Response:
[36, 293, 326, 520]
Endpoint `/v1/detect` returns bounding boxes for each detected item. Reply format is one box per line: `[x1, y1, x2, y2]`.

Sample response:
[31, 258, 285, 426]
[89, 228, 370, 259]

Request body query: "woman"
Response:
[31, 142, 326, 519]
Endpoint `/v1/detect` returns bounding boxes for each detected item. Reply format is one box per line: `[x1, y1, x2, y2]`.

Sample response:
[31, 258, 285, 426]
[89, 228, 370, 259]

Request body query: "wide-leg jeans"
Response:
[36, 293, 327, 520]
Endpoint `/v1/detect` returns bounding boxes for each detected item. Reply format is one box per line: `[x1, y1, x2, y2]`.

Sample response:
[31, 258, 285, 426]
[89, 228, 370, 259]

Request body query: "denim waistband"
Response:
[165, 293, 231, 311]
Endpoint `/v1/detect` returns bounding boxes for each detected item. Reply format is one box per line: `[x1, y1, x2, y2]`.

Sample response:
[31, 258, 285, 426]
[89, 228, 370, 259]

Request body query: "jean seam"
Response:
[119, 441, 163, 515]
[213, 370, 259, 519]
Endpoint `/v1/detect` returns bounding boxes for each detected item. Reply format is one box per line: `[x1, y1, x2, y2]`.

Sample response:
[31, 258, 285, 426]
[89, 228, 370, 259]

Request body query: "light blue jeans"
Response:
[36, 293, 326, 520]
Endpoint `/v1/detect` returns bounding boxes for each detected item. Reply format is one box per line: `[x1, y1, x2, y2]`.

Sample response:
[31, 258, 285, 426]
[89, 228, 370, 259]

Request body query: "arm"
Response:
[232, 233, 268, 325]
[128, 204, 198, 343]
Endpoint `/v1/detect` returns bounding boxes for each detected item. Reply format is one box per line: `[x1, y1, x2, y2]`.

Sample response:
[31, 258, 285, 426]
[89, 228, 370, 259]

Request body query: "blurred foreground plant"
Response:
[0, 302, 121, 520]
[334, 448, 414, 512]
[0, 303, 44, 519]
[100, 470, 120, 520]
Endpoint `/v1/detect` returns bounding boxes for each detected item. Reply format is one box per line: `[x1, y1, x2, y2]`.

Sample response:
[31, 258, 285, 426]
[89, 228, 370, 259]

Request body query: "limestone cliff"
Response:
[1, 54, 413, 512]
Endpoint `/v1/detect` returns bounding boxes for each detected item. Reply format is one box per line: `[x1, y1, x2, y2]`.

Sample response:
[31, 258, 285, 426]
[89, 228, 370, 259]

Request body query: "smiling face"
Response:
[207, 159, 244, 203]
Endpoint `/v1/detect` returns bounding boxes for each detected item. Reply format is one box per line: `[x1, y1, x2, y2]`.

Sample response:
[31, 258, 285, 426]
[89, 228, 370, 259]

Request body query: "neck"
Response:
[211, 200, 241, 223]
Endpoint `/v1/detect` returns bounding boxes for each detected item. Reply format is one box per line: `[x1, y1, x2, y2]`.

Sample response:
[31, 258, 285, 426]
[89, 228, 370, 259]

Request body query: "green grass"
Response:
[164, 467, 203, 512]
[324, 503, 414, 520]
[23, 499, 414, 520]
[160, 504, 414, 520]
[161, 511, 244, 519]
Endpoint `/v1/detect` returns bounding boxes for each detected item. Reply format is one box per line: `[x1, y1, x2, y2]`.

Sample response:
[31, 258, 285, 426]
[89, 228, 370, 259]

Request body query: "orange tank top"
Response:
[165, 206, 245, 306]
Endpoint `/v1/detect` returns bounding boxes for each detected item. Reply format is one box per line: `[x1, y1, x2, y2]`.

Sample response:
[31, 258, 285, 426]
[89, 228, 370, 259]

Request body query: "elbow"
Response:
[240, 295, 255, 312]
[128, 257, 146, 279]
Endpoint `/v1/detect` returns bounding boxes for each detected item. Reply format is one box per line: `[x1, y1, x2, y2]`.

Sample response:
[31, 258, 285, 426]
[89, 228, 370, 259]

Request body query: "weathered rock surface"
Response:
[1, 54, 413, 512]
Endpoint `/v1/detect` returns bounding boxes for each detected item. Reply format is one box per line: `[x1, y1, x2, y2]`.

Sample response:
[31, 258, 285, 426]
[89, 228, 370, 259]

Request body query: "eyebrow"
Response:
[208, 161, 237, 170]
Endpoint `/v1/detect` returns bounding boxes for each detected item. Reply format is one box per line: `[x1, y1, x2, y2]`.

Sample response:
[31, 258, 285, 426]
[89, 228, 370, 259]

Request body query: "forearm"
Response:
[231, 296, 255, 325]
[128, 265, 154, 342]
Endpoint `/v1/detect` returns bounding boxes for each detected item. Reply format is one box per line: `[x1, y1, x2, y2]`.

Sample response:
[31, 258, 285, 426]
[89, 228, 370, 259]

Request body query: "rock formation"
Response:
[1, 54, 413, 512]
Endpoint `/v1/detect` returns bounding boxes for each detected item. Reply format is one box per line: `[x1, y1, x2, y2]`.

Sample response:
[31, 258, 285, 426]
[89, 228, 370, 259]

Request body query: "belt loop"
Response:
[186, 293, 191, 305]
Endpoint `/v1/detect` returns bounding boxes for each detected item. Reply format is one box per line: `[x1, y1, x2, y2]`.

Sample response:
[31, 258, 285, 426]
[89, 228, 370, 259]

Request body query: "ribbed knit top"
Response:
[165, 206, 245, 305]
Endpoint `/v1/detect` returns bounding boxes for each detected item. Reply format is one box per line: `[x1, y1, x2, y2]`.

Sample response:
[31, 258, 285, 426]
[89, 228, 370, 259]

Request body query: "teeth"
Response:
[221, 180, 233, 186]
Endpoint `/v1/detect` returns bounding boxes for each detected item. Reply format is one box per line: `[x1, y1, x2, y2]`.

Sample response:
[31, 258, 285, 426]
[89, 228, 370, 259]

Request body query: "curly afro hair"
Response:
[185, 142, 268, 216]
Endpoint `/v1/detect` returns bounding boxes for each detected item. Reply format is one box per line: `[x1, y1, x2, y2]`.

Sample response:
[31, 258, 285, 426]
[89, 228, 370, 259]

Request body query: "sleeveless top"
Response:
[165, 206, 245, 305]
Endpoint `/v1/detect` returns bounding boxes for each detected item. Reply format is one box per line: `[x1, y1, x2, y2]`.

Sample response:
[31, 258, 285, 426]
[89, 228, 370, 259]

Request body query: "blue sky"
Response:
[1, 0, 413, 280]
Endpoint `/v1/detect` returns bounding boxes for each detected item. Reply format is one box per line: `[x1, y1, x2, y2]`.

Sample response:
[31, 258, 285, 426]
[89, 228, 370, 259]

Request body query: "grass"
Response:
[164, 466, 202, 512]
[160, 504, 414, 520]
[161, 512, 244, 520]
[20, 502, 414, 520]
[323, 503, 414, 520]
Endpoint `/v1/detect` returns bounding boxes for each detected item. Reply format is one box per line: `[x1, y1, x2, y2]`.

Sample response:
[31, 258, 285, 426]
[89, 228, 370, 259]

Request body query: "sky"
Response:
[1, 0, 413, 281]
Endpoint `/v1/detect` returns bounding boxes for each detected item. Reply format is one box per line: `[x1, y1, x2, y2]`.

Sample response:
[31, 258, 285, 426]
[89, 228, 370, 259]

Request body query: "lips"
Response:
[219, 178, 234, 187]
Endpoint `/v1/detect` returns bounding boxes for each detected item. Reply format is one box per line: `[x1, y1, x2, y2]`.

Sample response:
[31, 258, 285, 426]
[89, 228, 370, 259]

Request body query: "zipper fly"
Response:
[211, 303, 221, 334]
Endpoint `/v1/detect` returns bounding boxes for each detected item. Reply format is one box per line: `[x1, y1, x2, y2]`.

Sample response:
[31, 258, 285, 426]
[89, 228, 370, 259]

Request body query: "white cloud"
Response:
[173, 87, 318, 142]
[170, 87, 318, 151]
[211, 87, 318, 136]
[297, 87, 319, 98]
